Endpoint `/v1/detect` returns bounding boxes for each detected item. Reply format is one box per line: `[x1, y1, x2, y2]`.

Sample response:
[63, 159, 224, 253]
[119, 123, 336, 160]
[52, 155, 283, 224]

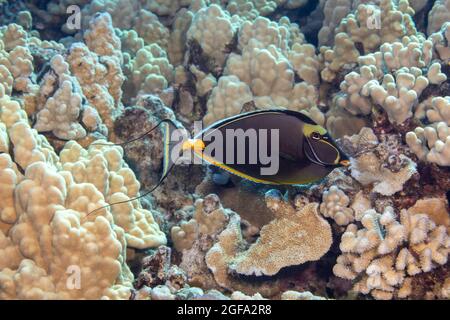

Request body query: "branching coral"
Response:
[60, 140, 167, 249]
[168, 8, 194, 65]
[0, 94, 128, 299]
[203, 75, 253, 126]
[237, 16, 291, 52]
[430, 22, 450, 60]
[0, 23, 35, 95]
[406, 122, 450, 166]
[320, 186, 355, 226]
[288, 43, 321, 86]
[415, 96, 450, 125]
[79, 0, 170, 49]
[123, 43, 174, 103]
[192, 13, 322, 125]
[334, 205, 449, 299]
[0, 22, 27, 51]
[320, 0, 417, 82]
[66, 16, 124, 134]
[224, 44, 319, 114]
[363, 67, 430, 124]
[337, 34, 447, 125]
[427, 0, 450, 35]
[318, 0, 353, 47]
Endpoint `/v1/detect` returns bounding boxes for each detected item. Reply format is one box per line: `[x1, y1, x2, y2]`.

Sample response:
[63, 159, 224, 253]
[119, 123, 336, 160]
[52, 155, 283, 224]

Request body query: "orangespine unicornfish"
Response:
[84, 109, 350, 219]
[178, 109, 350, 185]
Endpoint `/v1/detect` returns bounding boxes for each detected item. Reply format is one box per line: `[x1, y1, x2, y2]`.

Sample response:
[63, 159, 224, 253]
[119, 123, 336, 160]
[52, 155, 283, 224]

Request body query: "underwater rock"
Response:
[135, 246, 172, 289]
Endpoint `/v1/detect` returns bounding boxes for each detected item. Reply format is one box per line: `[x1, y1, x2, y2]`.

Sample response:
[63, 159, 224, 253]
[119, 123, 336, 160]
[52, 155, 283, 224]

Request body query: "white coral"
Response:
[320, 186, 355, 226]
[406, 122, 450, 166]
[187, 4, 237, 67]
[416, 96, 450, 125]
[334, 206, 449, 299]
[427, 0, 450, 34]
[34, 55, 92, 140]
[0, 87, 166, 299]
[430, 22, 450, 60]
[225, 43, 318, 112]
[363, 67, 429, 124]
[203, 75, 253, 125]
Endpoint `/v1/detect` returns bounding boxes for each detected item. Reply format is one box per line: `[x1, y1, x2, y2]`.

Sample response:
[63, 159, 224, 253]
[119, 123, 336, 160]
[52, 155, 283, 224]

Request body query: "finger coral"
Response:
[187, 5, 237, 68]
[334, 205, 449, 299]
[428, 0, 450, 34]
[320, 0, 417, 82]
[406, 122, 450, 166]
[320, 186, 355, 226]
[203, 75, 253, 126]
[33, 54, 100, 140]
[0, 82, 165, 299]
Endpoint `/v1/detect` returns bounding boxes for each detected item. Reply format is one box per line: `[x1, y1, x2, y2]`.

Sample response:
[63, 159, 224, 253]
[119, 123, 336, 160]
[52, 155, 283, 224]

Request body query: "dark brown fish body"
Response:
[186, 109, 348, 185]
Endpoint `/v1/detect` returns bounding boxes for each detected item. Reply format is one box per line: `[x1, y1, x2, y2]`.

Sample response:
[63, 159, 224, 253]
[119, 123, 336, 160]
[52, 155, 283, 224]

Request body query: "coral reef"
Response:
[333, 205, 449, 299]
[0, 0, 448, 301]
[0, 83, 164, 299]
[209, 191, 332, 277]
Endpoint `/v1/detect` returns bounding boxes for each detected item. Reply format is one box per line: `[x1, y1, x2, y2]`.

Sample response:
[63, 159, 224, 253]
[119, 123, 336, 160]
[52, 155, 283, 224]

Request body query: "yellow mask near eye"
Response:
[303, 123, 327, 137]
[303, 124, 342, 165]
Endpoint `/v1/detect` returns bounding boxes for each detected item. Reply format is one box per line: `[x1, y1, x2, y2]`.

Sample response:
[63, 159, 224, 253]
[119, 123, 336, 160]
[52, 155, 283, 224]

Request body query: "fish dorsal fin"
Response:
[201, 109, 318, 134]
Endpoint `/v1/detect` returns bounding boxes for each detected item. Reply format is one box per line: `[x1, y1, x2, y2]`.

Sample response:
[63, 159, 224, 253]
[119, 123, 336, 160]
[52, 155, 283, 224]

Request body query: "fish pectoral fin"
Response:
[279, 151, 298, 162]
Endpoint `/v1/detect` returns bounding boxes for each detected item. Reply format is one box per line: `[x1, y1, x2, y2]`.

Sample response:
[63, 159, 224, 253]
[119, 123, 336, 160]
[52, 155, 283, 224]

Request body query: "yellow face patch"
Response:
[303, 123, 342, 165]
[302, 123, 327, 137]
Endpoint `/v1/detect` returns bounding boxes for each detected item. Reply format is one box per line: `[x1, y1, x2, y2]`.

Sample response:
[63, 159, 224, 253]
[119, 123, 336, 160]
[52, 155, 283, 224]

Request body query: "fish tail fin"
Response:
[161, 118, 182, 179]
[83, 118, 183, 222]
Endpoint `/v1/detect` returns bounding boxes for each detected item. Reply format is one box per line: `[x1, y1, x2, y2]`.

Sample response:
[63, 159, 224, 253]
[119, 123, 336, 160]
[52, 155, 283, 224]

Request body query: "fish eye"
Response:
[311, 132, 321, 140]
